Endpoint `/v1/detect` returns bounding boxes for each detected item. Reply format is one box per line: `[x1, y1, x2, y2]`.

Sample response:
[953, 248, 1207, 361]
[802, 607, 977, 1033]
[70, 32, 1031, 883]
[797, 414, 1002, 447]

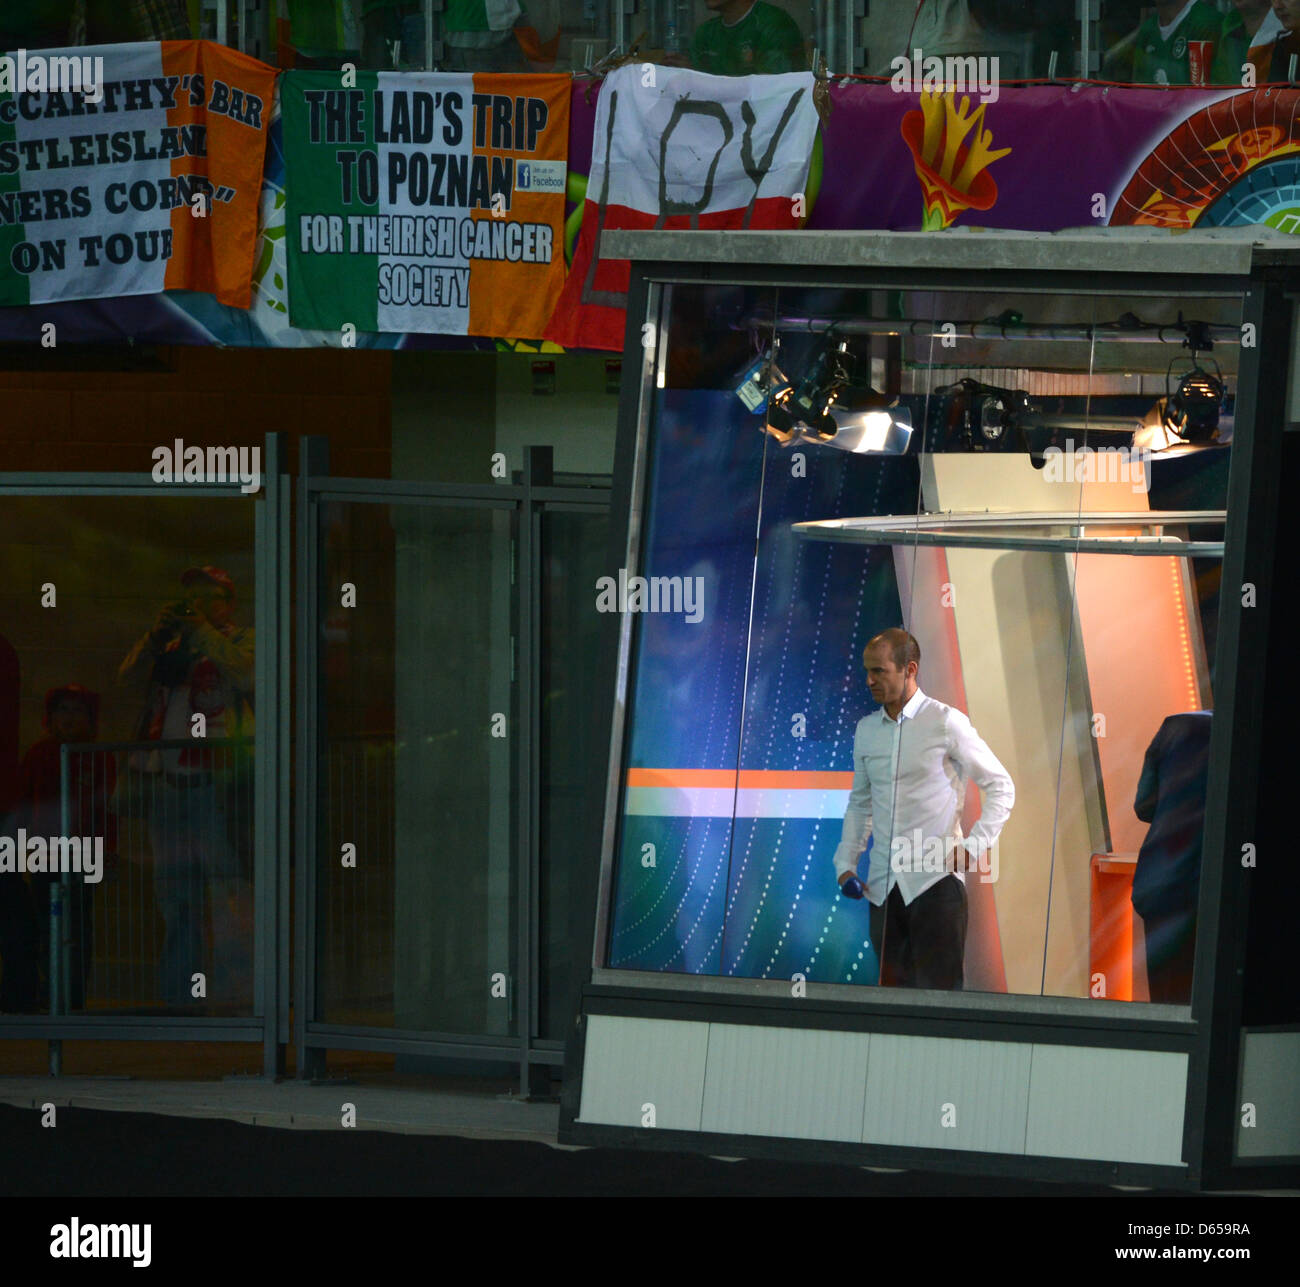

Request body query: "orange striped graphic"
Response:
[626, 768, 854, 789]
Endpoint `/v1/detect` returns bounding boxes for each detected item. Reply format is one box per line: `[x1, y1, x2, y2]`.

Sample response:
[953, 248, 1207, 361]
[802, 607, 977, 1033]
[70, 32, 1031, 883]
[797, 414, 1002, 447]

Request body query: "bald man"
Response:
[834, 628, 1014, 990]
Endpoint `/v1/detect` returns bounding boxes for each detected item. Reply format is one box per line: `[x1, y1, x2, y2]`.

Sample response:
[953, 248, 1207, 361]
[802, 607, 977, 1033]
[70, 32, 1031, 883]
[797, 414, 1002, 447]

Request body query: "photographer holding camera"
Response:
[118, 566, 254, 1011]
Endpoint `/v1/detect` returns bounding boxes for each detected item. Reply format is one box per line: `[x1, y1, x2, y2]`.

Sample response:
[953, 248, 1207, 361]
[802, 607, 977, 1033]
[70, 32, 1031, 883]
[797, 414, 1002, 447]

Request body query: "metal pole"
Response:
[295, 436, 329, 1078]
[819, 0, 833, 78]
[255, 432, 288, 1077]
[277, 436, 292, 1068]
[518, 446, 552, 1098]
[49, 746, 73, 1074]
[733, 315, 1241, 345]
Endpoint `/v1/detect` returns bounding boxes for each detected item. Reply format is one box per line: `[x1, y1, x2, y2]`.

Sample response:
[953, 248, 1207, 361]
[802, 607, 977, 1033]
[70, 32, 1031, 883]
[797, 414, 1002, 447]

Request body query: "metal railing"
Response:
[319, 734, 396, 1024]
[0, 739, 256, 1017]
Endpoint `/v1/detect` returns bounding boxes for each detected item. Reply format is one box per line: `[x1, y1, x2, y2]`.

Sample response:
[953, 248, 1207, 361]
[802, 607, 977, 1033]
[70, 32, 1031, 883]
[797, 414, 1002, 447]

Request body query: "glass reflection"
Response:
[606, 279, 1232, 1009]
[0, 497, 255, 1016]
[317, 500, 516, 1033]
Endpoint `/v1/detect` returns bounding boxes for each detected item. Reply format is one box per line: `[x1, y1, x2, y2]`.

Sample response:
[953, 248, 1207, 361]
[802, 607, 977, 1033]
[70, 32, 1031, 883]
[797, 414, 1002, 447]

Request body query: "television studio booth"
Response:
[559, 228, 1300, 1190]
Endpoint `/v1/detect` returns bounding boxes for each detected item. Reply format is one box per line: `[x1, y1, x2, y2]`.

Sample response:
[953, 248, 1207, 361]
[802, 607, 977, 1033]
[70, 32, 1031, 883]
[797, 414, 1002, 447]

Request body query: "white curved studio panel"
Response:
[577, 1015, 1188, 1165]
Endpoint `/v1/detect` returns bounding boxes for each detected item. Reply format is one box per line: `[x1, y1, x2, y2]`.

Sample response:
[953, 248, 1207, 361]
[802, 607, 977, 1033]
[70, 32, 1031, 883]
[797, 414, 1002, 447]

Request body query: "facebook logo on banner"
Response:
[515, 160, 566, 193]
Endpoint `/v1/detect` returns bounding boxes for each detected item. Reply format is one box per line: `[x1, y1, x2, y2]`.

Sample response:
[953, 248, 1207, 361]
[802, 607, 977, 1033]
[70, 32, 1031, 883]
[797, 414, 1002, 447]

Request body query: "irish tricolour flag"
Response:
[282, 71, 571, 338]
[0, 41, 275, 309]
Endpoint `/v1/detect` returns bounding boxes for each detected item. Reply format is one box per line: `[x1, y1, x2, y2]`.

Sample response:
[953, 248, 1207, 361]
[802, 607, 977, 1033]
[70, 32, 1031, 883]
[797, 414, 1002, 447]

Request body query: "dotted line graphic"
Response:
[610, 819, 703, 960]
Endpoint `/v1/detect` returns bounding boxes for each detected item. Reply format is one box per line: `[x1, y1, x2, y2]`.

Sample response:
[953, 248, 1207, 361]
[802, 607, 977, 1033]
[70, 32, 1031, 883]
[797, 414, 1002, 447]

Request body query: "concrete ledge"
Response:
[0, 1077, 562, 1144]
[601, 227, 1300, 276]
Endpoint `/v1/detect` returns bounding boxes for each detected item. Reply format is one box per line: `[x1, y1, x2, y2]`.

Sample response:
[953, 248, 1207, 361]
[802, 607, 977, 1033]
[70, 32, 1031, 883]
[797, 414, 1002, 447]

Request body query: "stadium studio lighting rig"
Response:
[736, 333, 912, 455]
[732, 312, 1228, 458]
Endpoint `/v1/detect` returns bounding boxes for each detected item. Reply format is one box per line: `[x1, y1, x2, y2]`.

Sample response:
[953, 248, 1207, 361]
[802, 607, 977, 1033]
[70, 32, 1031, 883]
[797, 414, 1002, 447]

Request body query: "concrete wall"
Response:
[0, 347, 392, 476]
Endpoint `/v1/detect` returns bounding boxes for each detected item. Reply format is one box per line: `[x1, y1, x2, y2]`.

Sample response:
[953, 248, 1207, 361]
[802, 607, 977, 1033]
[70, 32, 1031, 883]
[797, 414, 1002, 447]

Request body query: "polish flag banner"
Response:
[545, 64, 819, 352]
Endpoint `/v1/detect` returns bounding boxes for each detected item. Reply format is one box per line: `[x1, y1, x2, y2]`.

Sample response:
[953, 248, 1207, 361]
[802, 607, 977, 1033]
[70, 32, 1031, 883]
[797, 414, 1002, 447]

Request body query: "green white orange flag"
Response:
[0, 41, 275, 309]
[282, 70, 570, 338]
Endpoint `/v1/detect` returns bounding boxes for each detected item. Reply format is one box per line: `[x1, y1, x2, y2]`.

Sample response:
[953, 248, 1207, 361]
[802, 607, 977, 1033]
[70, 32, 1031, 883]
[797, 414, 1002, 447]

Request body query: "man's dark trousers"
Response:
[868, 876, 967, 989]
[1141, 906, 1197, 1004]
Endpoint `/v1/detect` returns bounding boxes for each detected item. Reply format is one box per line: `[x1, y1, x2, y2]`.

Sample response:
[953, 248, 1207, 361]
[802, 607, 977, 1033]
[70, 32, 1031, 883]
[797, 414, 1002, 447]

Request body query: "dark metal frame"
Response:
[259, 434, 293, 1076]
[0, 434, 288, 1075]
[1190, 271, 1290, 1188]
[560, 253, 1300, 1189]
[293, 436, 611, 1095]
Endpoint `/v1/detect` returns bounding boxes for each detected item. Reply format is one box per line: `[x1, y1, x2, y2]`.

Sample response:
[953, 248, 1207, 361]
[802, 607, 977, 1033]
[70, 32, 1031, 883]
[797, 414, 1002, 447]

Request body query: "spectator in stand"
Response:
[119, 567, 254, 1010]
[1128, 0, 1223, 84]
[1102, 1, 1144, 79]
[689, 0, 808, 76]
[1214, 0, 1285, 82]
[361, 0, 425, 67]
[1267, 0, 1300, 80]
[965, 0, 1075, 79]
[10, 685, 117, 1012]
[443, 0, 530, 72]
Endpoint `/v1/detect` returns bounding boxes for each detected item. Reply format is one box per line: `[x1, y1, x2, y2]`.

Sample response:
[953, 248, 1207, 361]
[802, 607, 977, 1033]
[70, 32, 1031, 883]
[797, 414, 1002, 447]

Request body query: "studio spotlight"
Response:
[775, 335, 844, 441]
[1162, 355, 1226, 444]
[765, 382, 801, 443]
[934, 378, 1035, 452]
[748, 334, 912, 454]
[1131, 338, 1229, 455]
[734, 348, 791, 417]
[819, 385, 914, 453]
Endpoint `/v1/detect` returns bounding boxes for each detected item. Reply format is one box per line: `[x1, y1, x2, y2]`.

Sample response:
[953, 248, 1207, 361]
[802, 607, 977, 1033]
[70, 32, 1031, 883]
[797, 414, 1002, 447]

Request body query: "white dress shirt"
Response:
[832, 688, 1015, 906]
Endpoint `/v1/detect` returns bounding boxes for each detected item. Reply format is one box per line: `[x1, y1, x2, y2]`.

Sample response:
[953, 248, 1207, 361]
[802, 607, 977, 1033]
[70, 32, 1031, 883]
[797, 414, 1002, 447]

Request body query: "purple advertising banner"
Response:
[812, 83, 1296, 236]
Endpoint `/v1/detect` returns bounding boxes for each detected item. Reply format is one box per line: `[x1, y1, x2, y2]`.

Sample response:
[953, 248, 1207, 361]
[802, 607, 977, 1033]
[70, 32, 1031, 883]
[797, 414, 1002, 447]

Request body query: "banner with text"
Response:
[6, 81, 1300, 349]
[545, 65, 819, 352]
[0, 41, 275, 309]
[282, 70, 570, 337]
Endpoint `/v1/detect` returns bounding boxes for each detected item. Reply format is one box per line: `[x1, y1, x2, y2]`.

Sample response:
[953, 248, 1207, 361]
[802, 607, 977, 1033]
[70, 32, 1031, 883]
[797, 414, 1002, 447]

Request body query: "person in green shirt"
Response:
[1211, 0, 1282, 84]
[1132, 0, 1224, 84]
[361, 0, 527, 70]
[689, 0, 808, 77]
[442, 0, 528, 72]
